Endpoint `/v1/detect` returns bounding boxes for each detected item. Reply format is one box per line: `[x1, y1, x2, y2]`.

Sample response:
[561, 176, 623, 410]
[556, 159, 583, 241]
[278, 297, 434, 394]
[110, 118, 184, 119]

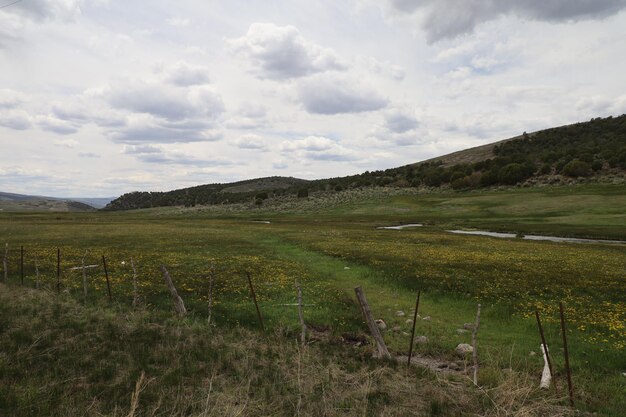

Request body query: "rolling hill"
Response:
[105, 114, 626, 211]
[0, 192, 102, 212]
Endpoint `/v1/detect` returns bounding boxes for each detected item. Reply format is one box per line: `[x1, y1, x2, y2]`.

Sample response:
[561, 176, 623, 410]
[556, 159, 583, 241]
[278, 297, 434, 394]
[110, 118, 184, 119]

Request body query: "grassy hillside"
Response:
[105, 114, 626, 211]
[0, 284, 575, 417]
[1, 185, 624, 415]
[0, 192, 95, 212]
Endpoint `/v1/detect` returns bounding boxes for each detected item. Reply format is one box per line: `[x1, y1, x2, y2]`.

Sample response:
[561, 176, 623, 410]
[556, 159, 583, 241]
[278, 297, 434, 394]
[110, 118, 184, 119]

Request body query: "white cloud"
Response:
[160, 61, 211, 86]
[228, 23, 347, 79]
[166, 17, 190, 27]
[234, 134, 268, 150]
[280, 136, 358, 161]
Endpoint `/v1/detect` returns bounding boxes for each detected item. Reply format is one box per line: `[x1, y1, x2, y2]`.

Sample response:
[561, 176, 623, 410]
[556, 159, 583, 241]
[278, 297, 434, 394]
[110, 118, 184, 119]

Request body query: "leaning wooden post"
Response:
[56, 247, 61, 293]
[471, 303, 482, 385]
[535, 310, 557, 391]
[354, 286, 391, 359]
[559, 302, 574, 406]
[102, 255, 112, 302]
[407, 290, 421, 366]
[296, 279, 306, 346]
[81, 250, 88, 304]
[20, 245, 24, 286]
[3, 243, 8, 282]
[246, 271, 265, 332]
[207, 264, 214, 325]
[160, 265, 187, 317]
[130, 257, 139, 308]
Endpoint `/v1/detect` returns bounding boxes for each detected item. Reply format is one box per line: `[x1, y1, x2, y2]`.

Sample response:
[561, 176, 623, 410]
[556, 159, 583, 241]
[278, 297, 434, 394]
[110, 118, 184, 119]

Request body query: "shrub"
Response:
[297, 188, 309, 198]
[498, 163, 526, 185]
[562, 160, 591, 177]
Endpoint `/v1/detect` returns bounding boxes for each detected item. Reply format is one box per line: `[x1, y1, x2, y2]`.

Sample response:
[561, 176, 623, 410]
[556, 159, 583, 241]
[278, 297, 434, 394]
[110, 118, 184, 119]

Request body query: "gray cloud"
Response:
[388, 0, 626, 42]
[4, 0, 82, 21]
[228, 23, 347, 79]
[163, 62, 211, 86]
[37, 115, 79, 135]
[298, 75, 388, 114]
[0, 110, 32, 130]
[384, 109, 419, 133]
[122, 144, 232, 166]
[110, 121, 223, 144]
[105, 82, 224, 121]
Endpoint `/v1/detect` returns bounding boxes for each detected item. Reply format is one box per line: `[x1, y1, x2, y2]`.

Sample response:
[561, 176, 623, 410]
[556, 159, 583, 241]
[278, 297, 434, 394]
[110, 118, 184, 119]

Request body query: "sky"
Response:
[1, 0, 626, 197]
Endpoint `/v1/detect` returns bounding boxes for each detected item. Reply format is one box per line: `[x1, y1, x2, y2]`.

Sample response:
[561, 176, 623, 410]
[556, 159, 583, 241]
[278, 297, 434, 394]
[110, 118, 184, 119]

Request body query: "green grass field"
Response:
[1, 184, 624, 416]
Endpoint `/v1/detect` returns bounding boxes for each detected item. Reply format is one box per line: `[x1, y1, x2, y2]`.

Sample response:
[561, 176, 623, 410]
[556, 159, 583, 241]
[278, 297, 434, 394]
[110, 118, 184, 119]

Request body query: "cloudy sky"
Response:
[1, 0, 626, 197]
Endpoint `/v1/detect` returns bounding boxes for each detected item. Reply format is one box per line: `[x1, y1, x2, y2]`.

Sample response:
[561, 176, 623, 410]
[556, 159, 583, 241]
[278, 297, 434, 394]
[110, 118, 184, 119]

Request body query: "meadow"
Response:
[0, 184, 625, 416]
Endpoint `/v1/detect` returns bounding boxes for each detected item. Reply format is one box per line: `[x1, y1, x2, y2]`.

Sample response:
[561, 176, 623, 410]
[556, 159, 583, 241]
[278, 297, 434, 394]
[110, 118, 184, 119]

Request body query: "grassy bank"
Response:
[0, 184, 624, 415]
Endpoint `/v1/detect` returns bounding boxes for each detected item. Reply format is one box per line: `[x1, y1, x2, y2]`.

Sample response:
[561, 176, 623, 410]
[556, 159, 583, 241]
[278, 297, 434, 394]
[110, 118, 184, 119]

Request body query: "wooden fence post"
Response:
[160, 265, 187, 317]
[3, 243, 8, 282]
[81, 251, 88, 304]
[56, 248, 61, 293]
[207, 264, 214, 325]
[20, 245, 24, 286]
[34, 257, 40, 289]
[559, 302, 574, 406]
[407, 290, 421, 366]
[296, 279, 306, 346]
[354, 286, 391, 359]
[131, 257, 139, 308]
[102, 255, 112, 302]
[246, 271, 265, 332]
[471, 303, 481, 385]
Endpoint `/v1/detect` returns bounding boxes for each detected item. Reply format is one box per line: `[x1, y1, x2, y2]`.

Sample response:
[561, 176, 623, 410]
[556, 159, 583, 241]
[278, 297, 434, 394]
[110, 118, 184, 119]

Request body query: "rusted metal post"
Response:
[102, 255, 112, 302]
[535, 310, 557, 391]
[246, 271, 265, 332]
[559, 302, 574, 406]
[407, 290, 421, 366]
[20, 245, 24, 285]
[56, 248, 61, 293]
[354, 286, 391, 359]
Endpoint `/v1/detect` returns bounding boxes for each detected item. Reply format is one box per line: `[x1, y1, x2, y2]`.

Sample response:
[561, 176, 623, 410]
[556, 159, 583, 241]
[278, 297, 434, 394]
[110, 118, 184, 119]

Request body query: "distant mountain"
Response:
[63, 197, 115, 209]
[105, 114, 626, 211]
[0, 192, 105, 212]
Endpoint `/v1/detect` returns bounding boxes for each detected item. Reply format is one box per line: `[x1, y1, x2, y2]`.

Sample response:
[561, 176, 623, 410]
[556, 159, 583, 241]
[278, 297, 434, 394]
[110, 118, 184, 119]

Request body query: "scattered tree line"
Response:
[105, 114, 626, 210]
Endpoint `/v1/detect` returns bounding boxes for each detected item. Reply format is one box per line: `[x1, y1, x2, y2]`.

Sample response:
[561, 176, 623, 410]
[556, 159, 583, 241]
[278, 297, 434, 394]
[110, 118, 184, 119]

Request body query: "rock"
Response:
[392, 326, 401, 332]
[463, 323, 475, 330]
[422, 316, 431, 321]
[343, 266, 350, 270]
[455, 343, 474, 355]
[456, 329, 469, 334]
[395, 311, 405, 317]
[402, 332, 410, 336]
[529, 351, 537, 356]
[415, 335, 428, 344]
[415, 314, 421, 319]
[449, 362, 462, 371]
[375, 319, 387, 330]
[405, 319, 413, 324]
